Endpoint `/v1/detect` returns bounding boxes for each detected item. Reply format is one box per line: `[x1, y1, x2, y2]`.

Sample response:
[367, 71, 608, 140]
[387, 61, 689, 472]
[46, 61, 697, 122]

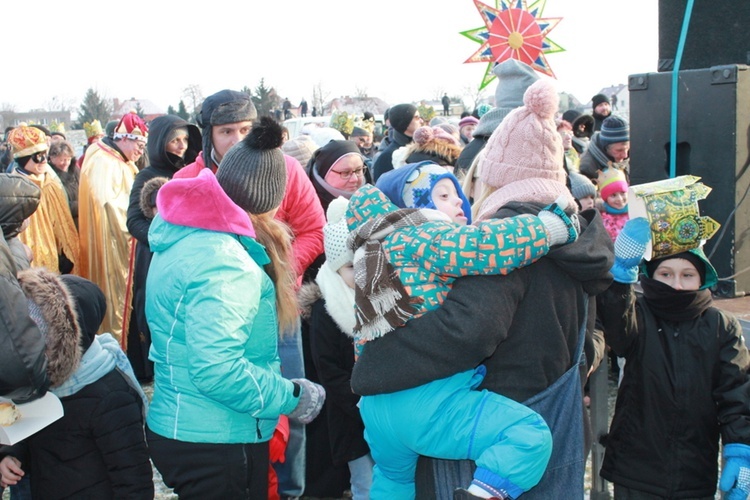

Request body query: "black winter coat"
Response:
[598, 282, 750, 498]
[0, 174, 47, 402]
[7, 369, 153, 499]
[371, 129, 412, 182]
[308, 298, 370, 466]
[125, 116, 201, 379]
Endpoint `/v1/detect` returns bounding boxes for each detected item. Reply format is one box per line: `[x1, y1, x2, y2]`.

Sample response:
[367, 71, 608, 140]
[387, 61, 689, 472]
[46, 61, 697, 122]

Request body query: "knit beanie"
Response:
[598, 167, 628, 200]
[562, 109, 581, 124]
[59, 275, 106, 352]
[311, 140, 362, 177]
[388, 104, 418, 134]
[323, 197, 354, 271]
[216, 116, 286, 214]
[477, 79, 575, 219]
[592, 93, 610, 109]
[474, 59, 541, 137]
[404, 126, 463, 167]
[599, 115, 630, 148]
[568, 171, 597, 201]
[282, 135, 319, 168]
[197, 89, 257, 166]
[458, 116, 479, 128]
[376, 161, 472, 224]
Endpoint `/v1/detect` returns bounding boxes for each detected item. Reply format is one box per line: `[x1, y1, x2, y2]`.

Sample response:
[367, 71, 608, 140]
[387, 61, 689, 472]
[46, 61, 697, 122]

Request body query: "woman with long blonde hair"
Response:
[144, 117, 325, 499]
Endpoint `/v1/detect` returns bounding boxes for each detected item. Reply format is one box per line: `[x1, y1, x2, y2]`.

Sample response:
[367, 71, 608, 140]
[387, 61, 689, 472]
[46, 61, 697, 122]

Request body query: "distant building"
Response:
[324, 96, 389, 117]
[0, 110, 72, 131]
[112, 98, 165, 122]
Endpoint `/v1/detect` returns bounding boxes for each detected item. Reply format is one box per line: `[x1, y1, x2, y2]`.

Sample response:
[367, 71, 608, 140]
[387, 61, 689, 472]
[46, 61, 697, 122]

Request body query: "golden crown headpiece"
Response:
[8, 124, 47, 158]
[84, 120, 104, 139]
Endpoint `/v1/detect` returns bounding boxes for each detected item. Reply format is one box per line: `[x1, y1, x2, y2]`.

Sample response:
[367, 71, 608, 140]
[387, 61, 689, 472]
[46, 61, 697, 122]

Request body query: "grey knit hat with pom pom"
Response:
[216, 116, 287, 214]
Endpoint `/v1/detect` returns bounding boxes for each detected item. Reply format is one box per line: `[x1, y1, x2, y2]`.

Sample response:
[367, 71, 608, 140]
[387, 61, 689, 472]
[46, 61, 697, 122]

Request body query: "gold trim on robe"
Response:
[18, 166, 79, 274]
[78, 140, 138, 342]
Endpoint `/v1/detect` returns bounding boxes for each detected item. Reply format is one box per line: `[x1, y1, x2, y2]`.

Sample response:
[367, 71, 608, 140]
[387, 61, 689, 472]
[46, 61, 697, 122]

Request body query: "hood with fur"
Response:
[17, 268, 82, 387]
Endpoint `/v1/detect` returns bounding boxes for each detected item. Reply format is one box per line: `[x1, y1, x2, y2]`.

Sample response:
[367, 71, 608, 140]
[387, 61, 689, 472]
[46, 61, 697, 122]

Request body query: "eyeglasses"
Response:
[31, 152, 48, 163]
[131, 139, 146, 152]
[330, 166, 367, 180]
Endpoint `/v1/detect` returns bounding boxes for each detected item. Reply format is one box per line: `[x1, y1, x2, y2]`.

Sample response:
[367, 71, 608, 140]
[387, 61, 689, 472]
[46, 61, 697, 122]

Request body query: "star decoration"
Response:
[461, 0, 564, 89]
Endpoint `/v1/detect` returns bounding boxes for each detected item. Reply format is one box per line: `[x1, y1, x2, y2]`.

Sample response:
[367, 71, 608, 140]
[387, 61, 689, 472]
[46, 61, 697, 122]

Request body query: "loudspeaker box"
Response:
[628, 64, 750, 297]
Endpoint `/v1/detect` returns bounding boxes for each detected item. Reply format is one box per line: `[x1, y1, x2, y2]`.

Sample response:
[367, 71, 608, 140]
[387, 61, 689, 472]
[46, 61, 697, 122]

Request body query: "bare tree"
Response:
[462, 84, 487, 113]
[312, 82, 331, 115]
[0, 103, 16, 112]
[182, 84, 204, 116]
[44, 96, 76, 112]
[355, 86, 369, 98]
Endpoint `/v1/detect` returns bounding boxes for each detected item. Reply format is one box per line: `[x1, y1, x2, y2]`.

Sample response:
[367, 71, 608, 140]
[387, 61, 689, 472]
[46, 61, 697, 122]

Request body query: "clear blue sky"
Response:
[3, 0, 658, 113]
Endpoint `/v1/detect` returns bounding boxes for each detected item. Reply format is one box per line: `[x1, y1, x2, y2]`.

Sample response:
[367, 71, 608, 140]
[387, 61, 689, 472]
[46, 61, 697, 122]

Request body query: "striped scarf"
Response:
[347, 208, 433, 341]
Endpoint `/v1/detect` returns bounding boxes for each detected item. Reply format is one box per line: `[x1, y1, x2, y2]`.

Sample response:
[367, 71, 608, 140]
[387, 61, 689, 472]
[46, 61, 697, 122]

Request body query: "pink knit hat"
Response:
[477, 79, 576, 221]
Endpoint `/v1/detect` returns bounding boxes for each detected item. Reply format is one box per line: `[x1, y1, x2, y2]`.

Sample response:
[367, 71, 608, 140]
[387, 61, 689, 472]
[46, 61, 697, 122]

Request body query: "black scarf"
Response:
[640, 275, 713, 321]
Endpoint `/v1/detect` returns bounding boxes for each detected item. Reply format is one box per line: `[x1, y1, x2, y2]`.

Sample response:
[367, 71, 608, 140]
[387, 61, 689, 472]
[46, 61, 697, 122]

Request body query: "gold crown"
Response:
[8, 125, 47, 158]
[83, 120, 104, 139]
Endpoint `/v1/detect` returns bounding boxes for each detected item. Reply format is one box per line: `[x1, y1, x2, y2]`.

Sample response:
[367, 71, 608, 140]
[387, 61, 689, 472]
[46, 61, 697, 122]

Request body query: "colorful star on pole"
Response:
[462, 0, 564, 89]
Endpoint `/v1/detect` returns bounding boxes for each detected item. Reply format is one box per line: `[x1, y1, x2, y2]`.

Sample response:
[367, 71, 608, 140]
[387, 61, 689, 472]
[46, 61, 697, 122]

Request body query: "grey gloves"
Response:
[288, 378, 326, 424]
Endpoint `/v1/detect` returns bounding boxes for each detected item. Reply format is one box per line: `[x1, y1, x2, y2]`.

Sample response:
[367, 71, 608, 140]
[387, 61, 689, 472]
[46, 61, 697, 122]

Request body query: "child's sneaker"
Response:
[453, 487, 510, 500]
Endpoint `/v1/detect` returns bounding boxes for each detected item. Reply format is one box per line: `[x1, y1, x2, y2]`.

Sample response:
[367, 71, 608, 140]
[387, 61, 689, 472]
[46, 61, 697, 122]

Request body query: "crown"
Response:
[113, 111, 148, 141]
[8, 125, 47, 158]
[83, 120, 104, 139]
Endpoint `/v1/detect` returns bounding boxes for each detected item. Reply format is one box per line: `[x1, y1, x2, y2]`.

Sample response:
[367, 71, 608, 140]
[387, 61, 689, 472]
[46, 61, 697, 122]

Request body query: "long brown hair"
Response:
[249, 212, 299, 335]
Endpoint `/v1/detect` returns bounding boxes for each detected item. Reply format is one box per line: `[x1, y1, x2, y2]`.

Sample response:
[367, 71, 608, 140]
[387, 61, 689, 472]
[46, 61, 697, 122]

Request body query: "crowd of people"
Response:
[1, 57, 749, 500]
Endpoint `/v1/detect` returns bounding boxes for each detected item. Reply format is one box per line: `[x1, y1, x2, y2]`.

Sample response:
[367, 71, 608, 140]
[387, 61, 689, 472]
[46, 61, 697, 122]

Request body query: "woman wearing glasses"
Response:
[307, 140, 371, 213]
[7, 125, 79, 274]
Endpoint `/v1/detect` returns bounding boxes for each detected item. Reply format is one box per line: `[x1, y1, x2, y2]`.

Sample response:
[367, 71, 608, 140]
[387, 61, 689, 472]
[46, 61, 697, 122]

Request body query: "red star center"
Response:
[489, 8, 543, 66]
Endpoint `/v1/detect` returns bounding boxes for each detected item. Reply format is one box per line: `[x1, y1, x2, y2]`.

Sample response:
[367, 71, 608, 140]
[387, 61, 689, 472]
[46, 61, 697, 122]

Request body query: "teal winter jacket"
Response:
[145, 169, 299, 444]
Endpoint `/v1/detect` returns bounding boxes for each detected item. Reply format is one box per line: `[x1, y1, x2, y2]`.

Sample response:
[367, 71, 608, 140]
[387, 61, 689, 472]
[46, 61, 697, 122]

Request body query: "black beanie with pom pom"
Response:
[216, 116, 287, 214]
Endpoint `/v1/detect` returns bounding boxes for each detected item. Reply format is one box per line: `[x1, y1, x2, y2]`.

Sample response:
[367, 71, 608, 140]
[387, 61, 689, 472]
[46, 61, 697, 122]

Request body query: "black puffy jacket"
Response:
[0, 173, 48, 402]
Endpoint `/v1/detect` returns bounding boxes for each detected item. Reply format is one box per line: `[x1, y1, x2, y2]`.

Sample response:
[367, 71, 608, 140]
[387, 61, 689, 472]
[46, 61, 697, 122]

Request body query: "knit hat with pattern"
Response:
[598, 167, 628, 200]
[376, 161, 472, 224]
[216, 116, 287, 214]
[323, 197, 354, 271]
[599, 115, 630, 149]
[477, 79, 575, 220]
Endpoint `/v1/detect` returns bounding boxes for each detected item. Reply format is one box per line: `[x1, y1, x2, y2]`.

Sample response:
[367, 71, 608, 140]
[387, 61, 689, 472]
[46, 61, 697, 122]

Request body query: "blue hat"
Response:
[375, 161, 472, 224]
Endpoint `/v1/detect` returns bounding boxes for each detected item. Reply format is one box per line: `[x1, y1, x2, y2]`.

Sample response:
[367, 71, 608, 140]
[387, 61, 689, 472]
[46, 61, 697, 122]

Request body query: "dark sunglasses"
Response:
[31, 152, 48, 163]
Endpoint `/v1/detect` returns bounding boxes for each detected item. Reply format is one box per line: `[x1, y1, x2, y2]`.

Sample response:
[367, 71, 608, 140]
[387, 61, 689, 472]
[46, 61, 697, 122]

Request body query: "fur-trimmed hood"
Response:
[140, 176, 169, 219]
[17, 268, 82, 387]
[298, 281, 322, 321]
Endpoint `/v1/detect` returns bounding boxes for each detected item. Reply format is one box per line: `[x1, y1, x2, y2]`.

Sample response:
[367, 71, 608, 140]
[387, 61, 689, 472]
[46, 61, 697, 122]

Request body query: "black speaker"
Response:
[628, 64, 750, 297]
[658, 0, 750, 71]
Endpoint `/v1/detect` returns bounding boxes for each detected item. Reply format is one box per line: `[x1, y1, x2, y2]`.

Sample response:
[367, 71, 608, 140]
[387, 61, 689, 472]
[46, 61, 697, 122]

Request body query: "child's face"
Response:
[606, 191, 627, 210]
[579, 195, 595, 211]
[337, 263, 355, 289]
[431, 178, 467, 225]
[653, 258, 701, 291]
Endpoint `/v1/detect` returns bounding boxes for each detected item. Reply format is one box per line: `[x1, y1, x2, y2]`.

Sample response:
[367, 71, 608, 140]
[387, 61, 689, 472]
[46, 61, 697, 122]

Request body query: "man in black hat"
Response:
[371, 103, 423, 182]
[591, 93, 612, 132]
